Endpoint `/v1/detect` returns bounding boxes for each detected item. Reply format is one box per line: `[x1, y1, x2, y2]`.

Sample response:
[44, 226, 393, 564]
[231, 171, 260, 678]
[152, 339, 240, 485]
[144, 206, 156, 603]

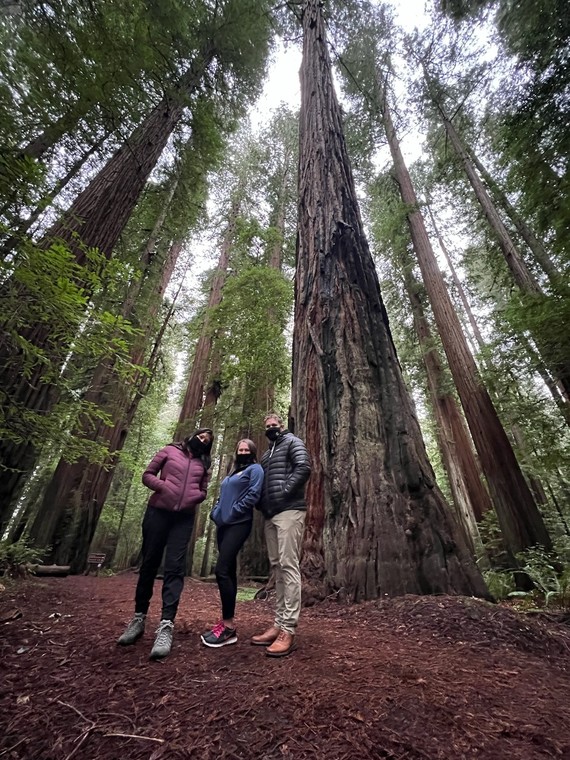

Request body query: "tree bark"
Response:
[424, 202, 486, 350]
[427, 204, 570, 424]
[291, 0, 489, 602]
[0, 135, 107, 261]
[378, 71, 551, 560]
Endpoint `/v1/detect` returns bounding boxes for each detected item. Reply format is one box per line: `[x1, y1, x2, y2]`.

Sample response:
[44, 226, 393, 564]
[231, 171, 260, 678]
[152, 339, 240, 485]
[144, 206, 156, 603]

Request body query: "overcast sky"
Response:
[255, 0, 430, 117]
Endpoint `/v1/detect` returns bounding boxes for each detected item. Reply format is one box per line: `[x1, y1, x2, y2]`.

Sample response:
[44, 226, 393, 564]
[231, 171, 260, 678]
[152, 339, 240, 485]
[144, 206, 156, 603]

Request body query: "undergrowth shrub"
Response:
[0, 538, 46, 578]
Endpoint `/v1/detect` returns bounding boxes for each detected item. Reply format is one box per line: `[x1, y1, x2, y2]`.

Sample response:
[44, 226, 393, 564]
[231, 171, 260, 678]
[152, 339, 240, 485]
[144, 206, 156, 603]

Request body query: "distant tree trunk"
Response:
[199, 351, 223, 431]
[175, 198, 239, 438]
[292, 0, 489, 603]
[404, 265, 492, 525]
[108, 467, 135, 567]
[426, 203, 570, 424]
[0, 51, 214, 523]
[430, 93, 570, 399]
[200, 516, 216, 577]
[239, 165, 293, 578]
[467, 149, 564, 291]
[22, 107, 95, 161]
[425, 202, 486, 350]
[378, 71, 551, 561]
[199, 449, 229, 577]
[235, 384, 270, 578]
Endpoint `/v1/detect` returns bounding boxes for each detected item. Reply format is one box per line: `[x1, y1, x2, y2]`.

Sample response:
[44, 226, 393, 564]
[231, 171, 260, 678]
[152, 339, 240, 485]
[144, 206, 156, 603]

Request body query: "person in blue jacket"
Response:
[201, 439, 264, 648]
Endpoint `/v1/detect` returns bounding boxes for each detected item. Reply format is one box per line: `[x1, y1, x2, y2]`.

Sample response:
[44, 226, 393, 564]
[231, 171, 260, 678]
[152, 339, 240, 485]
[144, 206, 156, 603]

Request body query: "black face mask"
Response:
[189, 436, 208, 455]
[235, 453, 253, 466]
[265, 427, 281, 442]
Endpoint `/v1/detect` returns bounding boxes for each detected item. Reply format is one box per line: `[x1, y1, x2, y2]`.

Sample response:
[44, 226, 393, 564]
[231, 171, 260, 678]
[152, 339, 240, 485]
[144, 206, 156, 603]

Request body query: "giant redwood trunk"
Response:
[0, 52, 214, 524]
[378, 72, 551, 559]
[291, 0, 488, 602]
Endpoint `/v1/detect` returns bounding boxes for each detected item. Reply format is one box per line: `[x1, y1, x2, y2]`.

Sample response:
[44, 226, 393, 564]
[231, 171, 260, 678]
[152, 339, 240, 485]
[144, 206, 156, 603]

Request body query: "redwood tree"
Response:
[375, 69, 551, 560]
[291, 0, 488, 601]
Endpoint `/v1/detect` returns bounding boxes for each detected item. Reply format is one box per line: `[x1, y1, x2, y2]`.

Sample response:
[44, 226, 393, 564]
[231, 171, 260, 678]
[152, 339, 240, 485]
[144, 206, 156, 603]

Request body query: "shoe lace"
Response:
[127, 616, 143, 632]
[276, 630, 288, 642]
[211, 621, 225, 638]
[155, 621, 173, 646]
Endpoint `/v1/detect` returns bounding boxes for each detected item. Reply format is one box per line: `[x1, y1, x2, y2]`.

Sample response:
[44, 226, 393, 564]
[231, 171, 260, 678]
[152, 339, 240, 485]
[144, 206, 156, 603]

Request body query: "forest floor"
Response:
[1, 575, 570, 760]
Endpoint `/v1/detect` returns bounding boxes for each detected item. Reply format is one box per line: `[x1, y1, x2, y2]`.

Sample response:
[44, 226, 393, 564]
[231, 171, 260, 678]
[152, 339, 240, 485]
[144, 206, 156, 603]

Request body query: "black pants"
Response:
[135, 506, 195, 621]
[215, 521, 252, 621]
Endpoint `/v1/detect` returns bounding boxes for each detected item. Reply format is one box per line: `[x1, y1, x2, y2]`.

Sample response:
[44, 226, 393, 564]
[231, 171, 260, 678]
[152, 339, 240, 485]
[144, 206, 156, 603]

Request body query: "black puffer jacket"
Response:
[259, 431, 311, 518]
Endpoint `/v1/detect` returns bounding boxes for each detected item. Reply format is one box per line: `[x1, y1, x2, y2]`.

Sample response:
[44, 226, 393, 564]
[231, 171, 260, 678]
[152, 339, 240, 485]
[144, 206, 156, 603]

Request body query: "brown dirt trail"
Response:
[1, 575, 569, 759]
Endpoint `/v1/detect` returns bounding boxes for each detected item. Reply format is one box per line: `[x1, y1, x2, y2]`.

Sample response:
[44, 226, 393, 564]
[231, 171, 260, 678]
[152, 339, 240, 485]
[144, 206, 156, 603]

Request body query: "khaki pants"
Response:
[265, 509, 306, 635]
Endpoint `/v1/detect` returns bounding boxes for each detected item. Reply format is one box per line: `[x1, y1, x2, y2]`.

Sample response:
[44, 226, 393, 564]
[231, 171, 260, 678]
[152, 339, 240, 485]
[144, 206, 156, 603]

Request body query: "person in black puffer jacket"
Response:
[251, 413, 311, 658]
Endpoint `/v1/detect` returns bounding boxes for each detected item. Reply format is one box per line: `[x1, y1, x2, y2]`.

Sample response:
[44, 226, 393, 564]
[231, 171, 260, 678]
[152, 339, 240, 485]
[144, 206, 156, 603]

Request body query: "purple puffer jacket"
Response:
[142, 443, 209, 512]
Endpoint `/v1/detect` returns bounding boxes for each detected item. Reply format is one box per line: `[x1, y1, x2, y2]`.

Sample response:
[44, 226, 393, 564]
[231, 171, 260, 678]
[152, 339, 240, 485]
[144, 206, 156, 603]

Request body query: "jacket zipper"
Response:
[176, 454, 192, 512]
[264, 440, 277, 503]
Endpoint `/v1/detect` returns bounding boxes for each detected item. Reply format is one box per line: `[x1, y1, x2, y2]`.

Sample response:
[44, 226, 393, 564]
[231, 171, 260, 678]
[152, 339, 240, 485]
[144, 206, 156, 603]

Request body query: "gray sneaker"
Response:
[150, 619, 174, 659]
[117, 613, 146, 645]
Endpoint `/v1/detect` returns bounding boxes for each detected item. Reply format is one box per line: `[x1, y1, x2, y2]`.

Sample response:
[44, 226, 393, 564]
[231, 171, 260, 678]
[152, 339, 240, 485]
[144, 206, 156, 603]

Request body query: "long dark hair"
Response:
[228, 438, 257, 476]
[182, 428, 214, 470]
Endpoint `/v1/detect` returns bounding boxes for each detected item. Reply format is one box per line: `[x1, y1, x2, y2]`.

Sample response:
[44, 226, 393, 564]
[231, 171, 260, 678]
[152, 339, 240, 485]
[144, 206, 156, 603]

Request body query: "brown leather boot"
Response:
[266, 630, 296, 657]
[251, 625, 280, 646]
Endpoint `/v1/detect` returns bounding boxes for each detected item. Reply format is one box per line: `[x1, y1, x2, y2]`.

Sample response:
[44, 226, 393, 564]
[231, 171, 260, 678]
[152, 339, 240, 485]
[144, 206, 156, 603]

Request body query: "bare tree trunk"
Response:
[427, 204, 570, 424]
[0, 53, 214, 522]
[291, 0, 489, 603]
[404, 267, 492, 530]
[22, 106, 95, 161]
[200, 515, 216, 577]
[199, 448, 229, 577]
[175, 198, 239, 438]
[430, 94, 570, 399]
[240, 158, 293, 578]
[467, 149, 564, 290]
[425, 203, 486, 350]
[378, 71, 551, 561]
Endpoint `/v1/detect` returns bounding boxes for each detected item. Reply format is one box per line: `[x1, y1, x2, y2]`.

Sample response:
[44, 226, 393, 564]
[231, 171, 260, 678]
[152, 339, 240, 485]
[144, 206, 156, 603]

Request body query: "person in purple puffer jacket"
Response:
[117, 428, 213, 659]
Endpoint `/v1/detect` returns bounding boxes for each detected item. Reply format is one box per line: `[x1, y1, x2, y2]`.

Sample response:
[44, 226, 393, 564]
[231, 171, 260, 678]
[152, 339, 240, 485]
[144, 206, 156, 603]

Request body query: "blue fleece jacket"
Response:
[210, 463, 264, 527]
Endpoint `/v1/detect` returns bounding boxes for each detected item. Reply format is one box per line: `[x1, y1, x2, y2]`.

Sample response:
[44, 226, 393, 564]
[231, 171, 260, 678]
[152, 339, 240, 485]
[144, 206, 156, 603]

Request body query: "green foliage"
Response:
[509, 546, 570, 609]
[0, 538, 46, 577]
[0, 237, 141, 459]
[210, 265, 292, 394]
[478, 509, 510, 567]
[236, 586, 258, 602]
[480, 538, 570, 608]
[481, 568, 515, 600]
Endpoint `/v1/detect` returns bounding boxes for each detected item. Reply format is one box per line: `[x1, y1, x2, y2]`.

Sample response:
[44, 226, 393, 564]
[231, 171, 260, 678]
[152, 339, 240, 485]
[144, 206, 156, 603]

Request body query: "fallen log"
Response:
[27, 564, 71, 577]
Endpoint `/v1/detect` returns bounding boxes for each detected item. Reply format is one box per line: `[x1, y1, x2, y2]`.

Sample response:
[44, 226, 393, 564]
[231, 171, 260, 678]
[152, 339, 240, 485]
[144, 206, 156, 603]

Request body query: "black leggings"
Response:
[215, 522, 252, 621]
[135, 506, 195, 621]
